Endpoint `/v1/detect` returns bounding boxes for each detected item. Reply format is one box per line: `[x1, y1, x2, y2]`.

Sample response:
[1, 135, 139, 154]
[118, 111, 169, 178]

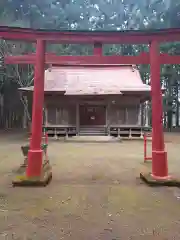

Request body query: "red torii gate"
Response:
[1, 26, 180, 186]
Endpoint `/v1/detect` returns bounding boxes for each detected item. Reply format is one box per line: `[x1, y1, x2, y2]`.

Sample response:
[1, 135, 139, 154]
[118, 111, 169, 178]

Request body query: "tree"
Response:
[0, 0, 180, 129]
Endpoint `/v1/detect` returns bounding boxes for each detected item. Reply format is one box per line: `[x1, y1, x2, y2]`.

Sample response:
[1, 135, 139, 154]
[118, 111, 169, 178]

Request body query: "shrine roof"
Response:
[19, 65, 151, 96]
[0, 26, 180, 43]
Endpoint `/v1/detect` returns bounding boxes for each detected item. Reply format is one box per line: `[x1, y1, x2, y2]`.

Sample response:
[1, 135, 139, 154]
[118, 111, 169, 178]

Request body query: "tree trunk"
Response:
[176, 81, 179, 127]
[140, 103, 144, 126]
[167, 105, 173, 131]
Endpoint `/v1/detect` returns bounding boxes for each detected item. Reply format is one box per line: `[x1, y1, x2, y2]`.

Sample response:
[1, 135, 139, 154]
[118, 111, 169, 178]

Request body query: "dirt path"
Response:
[0, 133, 180, 239]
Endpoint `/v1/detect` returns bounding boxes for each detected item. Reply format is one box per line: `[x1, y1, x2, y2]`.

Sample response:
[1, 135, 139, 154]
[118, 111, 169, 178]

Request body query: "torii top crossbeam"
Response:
[0, 26, 180, 43]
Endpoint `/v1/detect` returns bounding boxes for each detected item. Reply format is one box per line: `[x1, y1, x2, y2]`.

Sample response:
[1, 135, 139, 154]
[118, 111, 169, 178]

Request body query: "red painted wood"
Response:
[5, 54, 148, 64]
[159, 53, 180, 64]
[26, 39, 46, 178]
[1, 26, 180, 43]
[150, 41, 168, 179]
[5, 53, 180, 65]
[143, 133, 152, 162]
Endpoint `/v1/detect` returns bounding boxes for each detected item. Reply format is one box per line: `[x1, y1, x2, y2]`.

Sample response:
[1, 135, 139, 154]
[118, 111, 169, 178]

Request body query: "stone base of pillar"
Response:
[12, 160, 52, 187]
[12, 145, 52, 187]
[140, 171, 180, 187]
[140, 150, 180, 186]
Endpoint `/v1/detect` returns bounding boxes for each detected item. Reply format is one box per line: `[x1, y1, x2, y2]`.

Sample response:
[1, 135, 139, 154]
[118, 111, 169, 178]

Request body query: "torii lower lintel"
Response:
[4, 52, 180, 65]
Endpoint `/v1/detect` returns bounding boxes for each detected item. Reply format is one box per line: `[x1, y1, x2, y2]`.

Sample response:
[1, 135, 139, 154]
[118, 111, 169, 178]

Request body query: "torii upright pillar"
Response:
[27, 39, 46, 178]
[150, 41, 168, 179]
[140, 41, 176, 186]
[13, 39, 52, 186]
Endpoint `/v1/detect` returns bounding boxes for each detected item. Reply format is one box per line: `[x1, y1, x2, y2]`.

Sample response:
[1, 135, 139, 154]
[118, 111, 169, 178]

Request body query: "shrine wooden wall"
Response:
[45, 95, 141, 127]
[46, 104, 76, 126]
[107, 104, 139, 125]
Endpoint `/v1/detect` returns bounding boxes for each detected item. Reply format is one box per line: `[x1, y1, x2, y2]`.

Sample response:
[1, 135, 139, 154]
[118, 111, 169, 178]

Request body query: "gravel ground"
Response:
[0, 132, 179, 239]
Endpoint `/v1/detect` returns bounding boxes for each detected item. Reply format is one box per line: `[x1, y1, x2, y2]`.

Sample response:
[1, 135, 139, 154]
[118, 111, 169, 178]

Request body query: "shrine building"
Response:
[20, 64, 151, 138]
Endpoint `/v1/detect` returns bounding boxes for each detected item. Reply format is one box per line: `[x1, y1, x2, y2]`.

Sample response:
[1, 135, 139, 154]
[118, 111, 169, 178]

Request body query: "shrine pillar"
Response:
[93, 42, 103, 56]
[150, 41, 168, 179]
[26, 39, 46, 177]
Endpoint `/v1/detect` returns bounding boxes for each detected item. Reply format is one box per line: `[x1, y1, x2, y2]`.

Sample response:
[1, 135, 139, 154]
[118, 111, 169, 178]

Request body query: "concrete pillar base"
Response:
[140, 172, 180, 187]
[12, 160, 52, 187]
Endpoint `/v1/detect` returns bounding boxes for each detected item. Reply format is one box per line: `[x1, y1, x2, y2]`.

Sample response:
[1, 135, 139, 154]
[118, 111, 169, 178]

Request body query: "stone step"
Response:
[65, 136, 121, 142]
[79, 127, 107, 136]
